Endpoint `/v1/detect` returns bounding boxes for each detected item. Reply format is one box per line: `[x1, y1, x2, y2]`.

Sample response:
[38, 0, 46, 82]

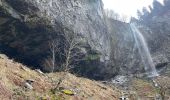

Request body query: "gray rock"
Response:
[153, 54, 169, 72]
[25, 79, 34, 85]
[111, 75, 129, 85]
[24, 82, 33, 90]
[35, 69, 44, 74]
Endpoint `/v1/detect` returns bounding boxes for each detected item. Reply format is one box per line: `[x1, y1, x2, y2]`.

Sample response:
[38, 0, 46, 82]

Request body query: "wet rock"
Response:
[153, 54, 169, 72]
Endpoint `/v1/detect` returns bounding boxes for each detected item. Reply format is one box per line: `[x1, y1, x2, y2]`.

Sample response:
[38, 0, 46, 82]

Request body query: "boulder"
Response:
[24, 82, 33, 90]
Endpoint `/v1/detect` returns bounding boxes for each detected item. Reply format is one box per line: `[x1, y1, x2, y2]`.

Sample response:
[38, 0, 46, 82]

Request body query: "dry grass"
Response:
[132, 78, 157, 99]
[48, 72, 121, 100]
[0, 54, 121, 100]
[1, 54, 170, 100]
[155, 76, 170, 99]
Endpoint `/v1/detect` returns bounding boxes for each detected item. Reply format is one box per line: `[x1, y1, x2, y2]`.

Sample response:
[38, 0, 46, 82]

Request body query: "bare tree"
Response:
[120, 14, 128, 22]
[43, 39, 59, 72]
[137, 10, 143, 19]
[104, 9, 129, 22]
[104, 9, 120, 20]
[52, 28, 83, 90]
[49, 39, 59, 72]
[62, 29, 82, 72]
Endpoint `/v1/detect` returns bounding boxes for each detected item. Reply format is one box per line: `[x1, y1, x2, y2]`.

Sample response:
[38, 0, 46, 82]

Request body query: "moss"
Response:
[84, 53, 100, 61]
[39, 93, 63, 100]
[84, 50, 101, 61]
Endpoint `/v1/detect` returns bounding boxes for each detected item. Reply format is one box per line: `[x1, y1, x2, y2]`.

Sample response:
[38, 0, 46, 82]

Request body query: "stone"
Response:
[24, 82, 33, 90]
[35, 69, 44, 74]
[25, 79, 34, 85]
[119, 96, 129, 100]
[111, 75, 128, 85]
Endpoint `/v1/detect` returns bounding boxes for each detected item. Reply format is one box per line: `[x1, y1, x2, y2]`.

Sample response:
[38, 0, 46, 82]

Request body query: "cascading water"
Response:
[130, 23, 159, 77]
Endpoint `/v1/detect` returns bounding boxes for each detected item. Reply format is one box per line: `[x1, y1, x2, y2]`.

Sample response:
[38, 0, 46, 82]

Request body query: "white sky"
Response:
[102, 0, 164, 18]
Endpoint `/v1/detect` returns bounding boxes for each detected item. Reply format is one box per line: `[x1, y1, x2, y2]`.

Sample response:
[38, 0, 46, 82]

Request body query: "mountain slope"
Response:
[1, 53, 170, 99]
[0, 54, 120, 100]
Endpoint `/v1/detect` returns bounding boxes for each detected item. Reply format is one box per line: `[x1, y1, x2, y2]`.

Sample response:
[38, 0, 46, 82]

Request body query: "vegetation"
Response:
[84, 53, 100, 61]
[104, 9, 128, 22]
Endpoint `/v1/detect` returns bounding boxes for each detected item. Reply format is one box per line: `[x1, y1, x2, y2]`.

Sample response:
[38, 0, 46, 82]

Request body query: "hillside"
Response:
[0, 54, 121, 100]
[0, 53, 170, 100]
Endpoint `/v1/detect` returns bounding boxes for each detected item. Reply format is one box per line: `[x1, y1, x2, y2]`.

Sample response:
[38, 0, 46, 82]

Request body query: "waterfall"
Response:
[130, 23, 158, 77]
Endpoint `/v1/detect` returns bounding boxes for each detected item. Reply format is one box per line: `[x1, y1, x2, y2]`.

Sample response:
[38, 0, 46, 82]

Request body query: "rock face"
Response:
[132, 1, 170, 75]
[103, 1, 170, 76]
[107, 19, 145, 75]
[0, 0, 151, 78]
[0, 0, 111, 78]
[107, 16, 170, 76]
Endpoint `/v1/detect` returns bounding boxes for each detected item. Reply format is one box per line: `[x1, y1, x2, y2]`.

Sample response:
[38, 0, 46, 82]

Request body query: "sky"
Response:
[102, 0, 164, 18]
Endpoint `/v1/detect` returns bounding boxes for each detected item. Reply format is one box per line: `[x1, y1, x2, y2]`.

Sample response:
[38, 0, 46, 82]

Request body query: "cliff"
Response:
[137, 1, 170, 74]
[0, 0, 112, 79]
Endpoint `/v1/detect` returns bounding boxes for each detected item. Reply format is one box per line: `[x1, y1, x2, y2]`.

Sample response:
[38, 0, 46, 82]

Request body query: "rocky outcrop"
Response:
[0, 0, 111, 78]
